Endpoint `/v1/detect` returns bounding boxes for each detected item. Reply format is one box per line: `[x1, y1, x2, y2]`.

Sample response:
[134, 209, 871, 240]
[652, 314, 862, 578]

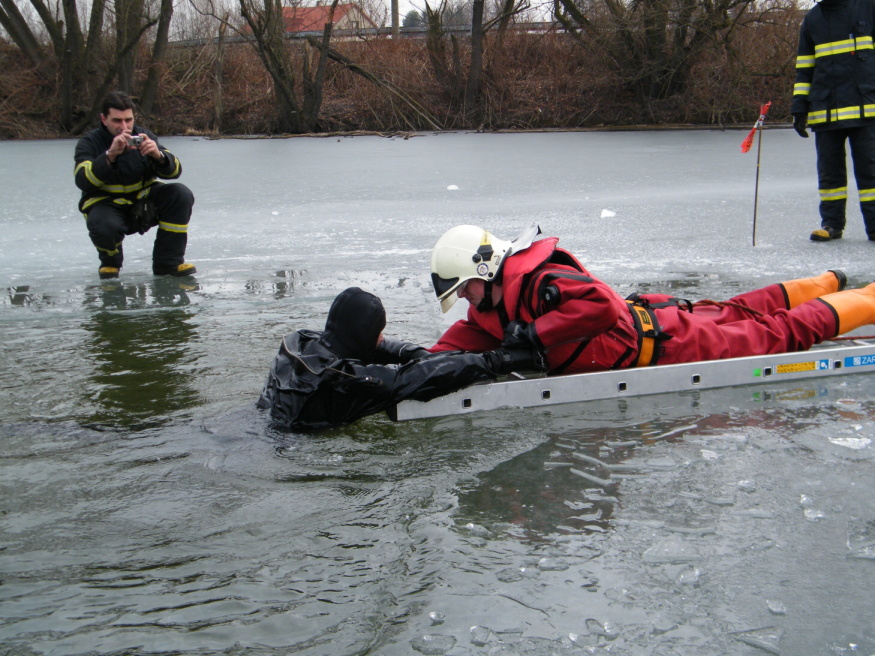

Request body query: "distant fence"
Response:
[169, 22, 561, 48]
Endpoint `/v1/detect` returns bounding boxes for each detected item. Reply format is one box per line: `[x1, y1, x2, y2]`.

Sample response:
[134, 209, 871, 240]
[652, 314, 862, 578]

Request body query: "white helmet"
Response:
[430, 225, 513, 313]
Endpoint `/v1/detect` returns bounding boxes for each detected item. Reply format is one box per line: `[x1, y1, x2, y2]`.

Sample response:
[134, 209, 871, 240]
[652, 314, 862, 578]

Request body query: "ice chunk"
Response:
[737, 480, 757, 493]
[429, 611, 446, 625]
[828, 436, 871, 450]
[676, 567, 703, 585]
[847, 519, 875, 559]
[447, 184, 460, 190]
[538, 557, 570, 571]
[585, 618, 620, 639]
[731, 626, 783, 654]
[470, 625, 492, 646]
[600, 209, 616, 218]
[766, 600, 787, 615]
[411, 634, 456, 655]
[642, 535, 700, 564]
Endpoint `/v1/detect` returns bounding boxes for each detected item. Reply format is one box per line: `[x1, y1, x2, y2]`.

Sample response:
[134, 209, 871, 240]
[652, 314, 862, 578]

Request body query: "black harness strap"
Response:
[623, 294, 677, 367]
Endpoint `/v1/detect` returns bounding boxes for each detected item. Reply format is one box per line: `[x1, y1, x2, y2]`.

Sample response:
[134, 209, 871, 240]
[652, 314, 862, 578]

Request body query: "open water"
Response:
[1, 129, 874, 655]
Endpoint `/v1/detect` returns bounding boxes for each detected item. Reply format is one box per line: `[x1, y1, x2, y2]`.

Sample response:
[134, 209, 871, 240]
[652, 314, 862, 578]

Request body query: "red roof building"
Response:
[281, 3, 378, 34]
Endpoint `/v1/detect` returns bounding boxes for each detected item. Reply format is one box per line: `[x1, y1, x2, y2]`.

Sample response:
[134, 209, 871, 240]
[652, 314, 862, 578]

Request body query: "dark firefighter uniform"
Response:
[257, 287, 524, 430]
[792, 0, 875, 239]
[429, 237, 841, 375]
[74, 124, 194, 272]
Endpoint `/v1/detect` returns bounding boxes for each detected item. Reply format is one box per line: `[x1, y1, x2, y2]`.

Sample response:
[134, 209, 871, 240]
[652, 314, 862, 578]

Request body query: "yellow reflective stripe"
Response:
[100, 181, 151, 194]
[859, 188, 875, 202]
[81, 196, 109, 211]
[158, 221, 188, 233]
[95, 243, 121, 256]
[814, 37, 874, 57]
[808, 105, 875, 124]
[75, 160, 106, 188]
[163, 155, 181, 178]
[819, 187, 848, 201]
[794, 82, 811, 95]
[796, 54, 815, 68]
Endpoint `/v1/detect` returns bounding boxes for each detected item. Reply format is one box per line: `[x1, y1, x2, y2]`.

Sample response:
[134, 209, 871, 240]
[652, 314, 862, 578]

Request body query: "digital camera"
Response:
[127, 135, 144, 147]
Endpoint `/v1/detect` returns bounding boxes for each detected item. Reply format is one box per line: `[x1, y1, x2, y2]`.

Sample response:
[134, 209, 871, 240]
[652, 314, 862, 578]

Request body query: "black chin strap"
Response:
[477, 281, 495, 312]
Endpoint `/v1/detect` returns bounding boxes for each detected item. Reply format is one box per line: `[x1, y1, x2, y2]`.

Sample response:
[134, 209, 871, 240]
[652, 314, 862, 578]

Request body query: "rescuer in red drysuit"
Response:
[428, 224, 875, 375]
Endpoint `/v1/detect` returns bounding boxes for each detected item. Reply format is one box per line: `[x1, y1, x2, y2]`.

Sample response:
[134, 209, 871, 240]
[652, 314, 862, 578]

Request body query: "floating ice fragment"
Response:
[429, 611, 446, 625]
[447, 184, 460, 190]
[737, 480, 757, 493]
[704, 495, 736, 507]
[642, 535, 700, 564]
[676, 567, 703, 585]
[829, 436, 872, 450]
[701, 449, 719, 461]
[463, 522, 491, 537]
[585, 618, 620, 639]
[470, 626, 492, 646]
[538, 557, 570, 571]
[569, 468, 612, 487]
[271, 211, 279, 215]
[411, 634, 456, 655]
[847, 519, 875, 559]
[731, 626, 783, 654]
[766, 600, 787, 615]
[600, 209, 616, 219]
[800, 494, 825, 520]
[804, 508, 826, 521]
[496, 567, 524, 582]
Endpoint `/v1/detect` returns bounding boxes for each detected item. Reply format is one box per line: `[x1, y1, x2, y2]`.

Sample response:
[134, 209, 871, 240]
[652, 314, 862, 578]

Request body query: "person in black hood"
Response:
[257, 287, 536, 430]
[791, 0, 875, 242]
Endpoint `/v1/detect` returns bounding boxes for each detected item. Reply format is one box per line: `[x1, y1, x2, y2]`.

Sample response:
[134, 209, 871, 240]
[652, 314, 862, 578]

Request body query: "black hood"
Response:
[319, 287, 386, 361]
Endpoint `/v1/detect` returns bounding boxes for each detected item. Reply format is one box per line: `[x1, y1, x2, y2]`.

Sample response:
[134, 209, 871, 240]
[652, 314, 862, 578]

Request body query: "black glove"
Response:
[130, 197, 157, 234]
[501, 320, 548, 370]
[483, 347, 538, 376]
[792, 113, 809, 138]
[502, 320, 536, 350]
[374, 338, 430, 364]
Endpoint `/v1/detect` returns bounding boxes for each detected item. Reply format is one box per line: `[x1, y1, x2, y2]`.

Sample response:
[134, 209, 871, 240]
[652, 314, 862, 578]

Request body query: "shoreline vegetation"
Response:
[0, 0, 800, 141]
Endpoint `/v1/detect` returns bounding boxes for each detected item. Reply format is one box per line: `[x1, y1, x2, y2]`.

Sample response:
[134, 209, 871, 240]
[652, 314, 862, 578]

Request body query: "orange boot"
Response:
[818, 283, 875, 335]
[780, 270, 847, 308]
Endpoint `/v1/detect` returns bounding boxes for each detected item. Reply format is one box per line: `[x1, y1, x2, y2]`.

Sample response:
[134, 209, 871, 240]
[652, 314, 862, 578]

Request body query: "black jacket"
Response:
[73, 123, 183, 213]
[257, 331, 499, 430]
[792, 0, 875, 131]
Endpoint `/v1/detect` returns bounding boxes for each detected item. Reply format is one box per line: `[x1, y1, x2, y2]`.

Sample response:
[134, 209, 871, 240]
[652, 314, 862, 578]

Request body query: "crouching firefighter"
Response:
[256, 287, 536, 430]
[427, 223, 875, 373]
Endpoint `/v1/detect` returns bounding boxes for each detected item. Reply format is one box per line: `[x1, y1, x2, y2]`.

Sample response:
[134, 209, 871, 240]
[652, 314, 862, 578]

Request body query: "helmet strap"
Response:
[477, 281, 495, 313]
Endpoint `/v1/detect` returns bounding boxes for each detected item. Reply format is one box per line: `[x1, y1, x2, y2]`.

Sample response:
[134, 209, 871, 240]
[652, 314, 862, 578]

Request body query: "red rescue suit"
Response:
[430, 237, 839, 374]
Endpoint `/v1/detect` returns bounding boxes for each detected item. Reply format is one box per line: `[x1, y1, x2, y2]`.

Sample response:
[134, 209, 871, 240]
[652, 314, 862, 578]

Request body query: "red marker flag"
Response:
[741, 101, 772, 153]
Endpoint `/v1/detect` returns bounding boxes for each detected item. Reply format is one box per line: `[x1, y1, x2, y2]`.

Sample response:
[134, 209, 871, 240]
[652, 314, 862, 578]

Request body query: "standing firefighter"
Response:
[74, 91, 196, 279]
[792, 0, 875, 242]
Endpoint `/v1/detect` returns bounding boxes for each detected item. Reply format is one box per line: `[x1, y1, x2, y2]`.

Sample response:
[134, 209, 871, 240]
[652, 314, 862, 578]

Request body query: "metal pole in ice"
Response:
[741, 101, 772, 247]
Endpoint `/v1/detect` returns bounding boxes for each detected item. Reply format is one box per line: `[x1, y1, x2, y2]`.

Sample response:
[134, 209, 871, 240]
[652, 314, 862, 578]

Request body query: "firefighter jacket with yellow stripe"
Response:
[428, 237, 839, 375]
[792, 0, 875, 131]
[73, 123, 182, 214]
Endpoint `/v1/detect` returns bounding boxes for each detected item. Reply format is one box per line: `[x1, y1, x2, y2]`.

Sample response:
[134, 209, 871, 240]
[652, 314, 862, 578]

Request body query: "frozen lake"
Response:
[1, 129, 874, 655]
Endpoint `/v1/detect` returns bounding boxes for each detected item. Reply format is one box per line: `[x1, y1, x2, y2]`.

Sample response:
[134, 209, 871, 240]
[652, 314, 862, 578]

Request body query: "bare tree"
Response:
[140, 0, 175, 115]
[554, 0, 758, 103]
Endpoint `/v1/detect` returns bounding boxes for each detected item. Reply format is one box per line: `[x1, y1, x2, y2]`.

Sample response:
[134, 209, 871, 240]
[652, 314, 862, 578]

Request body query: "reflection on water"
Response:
[79, 279, 201, 430]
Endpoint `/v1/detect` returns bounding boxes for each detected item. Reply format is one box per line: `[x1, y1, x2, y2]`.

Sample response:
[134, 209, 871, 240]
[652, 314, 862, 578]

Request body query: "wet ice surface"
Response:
[1, 130, 875, 655]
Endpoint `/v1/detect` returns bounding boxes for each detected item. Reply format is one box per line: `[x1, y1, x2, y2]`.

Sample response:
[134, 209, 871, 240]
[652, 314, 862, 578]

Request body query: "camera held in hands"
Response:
[127, 135, 144, 147]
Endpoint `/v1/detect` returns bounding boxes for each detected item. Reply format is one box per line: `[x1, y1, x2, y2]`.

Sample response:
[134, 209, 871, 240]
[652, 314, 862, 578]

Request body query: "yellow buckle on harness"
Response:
[627, 301, 657, 367]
